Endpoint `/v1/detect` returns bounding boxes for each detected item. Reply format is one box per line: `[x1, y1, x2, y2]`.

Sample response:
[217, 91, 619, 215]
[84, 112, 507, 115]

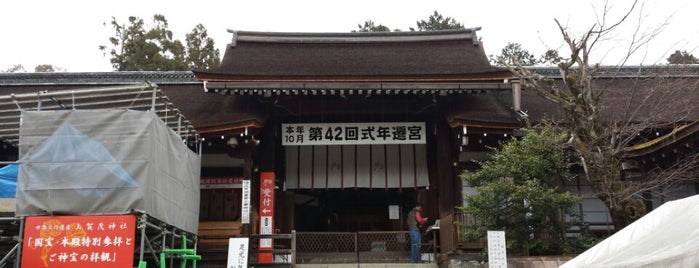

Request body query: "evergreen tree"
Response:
[461, 125, 585, 255]
[100, 14, 220, 71]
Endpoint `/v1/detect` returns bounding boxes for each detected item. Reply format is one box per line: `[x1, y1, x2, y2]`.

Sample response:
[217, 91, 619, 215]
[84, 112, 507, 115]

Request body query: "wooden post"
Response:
[434, 118, 457, 253]
[291, 230, 297, 266]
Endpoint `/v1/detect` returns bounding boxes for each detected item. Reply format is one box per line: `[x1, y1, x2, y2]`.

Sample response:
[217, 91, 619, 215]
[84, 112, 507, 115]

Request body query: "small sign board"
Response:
[226, 237, 249, 268]
[241, 180, 251, 224]
[388, 205, 400, 220]
[260, 216, 273, 234]
[200, 176, 243, 189]
[487, 231, 507, 268]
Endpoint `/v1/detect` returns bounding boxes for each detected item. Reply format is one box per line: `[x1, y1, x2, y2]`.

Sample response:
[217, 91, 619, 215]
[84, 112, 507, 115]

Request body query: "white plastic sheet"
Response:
[562, 194, 699, 268]
[15, 110, 201, 233]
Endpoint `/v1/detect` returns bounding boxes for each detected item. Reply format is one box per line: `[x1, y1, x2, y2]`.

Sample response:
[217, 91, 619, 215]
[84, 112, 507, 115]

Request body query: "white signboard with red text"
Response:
[258, 172, 275, 263]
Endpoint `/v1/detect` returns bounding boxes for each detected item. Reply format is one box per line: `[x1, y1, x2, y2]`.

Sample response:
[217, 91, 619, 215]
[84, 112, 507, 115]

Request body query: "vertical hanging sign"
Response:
[241, 180, 251, 224]
[258, 172, 275, 263]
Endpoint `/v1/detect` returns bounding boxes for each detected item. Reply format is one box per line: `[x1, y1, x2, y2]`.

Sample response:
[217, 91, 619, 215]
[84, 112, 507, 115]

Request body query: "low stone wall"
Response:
[507, 256, 573, 267]
[444, 256, 573, 268]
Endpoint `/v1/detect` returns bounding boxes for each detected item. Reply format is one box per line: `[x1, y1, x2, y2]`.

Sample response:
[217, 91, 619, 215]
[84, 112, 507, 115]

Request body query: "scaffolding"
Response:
[0, 217, 21, 268]
[0, 82, 200, 147]
[0, 83, 203, 268]
[135, 211, 200, 268]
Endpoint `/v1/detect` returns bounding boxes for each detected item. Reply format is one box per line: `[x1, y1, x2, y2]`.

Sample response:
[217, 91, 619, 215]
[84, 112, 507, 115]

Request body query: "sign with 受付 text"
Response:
[21, 215, 136, 268]
[258, 172, 275, 263]
[282, 122, 426, 146]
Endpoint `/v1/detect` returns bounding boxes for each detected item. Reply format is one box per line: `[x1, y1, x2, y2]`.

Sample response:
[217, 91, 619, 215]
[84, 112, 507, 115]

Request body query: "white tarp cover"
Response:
[561, 194, 699, 268]
[15, 110, 201, 233]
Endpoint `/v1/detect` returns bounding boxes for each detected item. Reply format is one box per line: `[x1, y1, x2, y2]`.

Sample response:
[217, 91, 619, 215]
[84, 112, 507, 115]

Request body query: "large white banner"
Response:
[282, 122, 426, 146]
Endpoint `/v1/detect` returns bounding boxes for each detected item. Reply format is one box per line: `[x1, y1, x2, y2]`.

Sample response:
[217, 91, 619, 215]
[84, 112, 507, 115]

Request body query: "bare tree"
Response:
[509, 0, 699, 229]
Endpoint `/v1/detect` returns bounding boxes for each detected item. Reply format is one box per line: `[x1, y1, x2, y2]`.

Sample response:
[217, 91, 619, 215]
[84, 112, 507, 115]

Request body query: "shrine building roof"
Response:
[194, 29, 513, 84]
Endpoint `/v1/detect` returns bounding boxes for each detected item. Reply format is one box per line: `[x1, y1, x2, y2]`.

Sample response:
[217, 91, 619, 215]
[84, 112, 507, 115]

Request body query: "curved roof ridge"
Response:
[227, 28, 481, 45]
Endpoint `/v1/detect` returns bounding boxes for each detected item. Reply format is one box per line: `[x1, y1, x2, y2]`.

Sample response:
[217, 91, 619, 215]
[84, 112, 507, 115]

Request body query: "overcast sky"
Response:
[2, 0, 697, 72]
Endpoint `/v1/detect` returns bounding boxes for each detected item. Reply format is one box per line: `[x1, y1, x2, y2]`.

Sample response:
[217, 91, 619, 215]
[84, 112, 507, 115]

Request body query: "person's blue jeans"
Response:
[410, 230, 421, 263]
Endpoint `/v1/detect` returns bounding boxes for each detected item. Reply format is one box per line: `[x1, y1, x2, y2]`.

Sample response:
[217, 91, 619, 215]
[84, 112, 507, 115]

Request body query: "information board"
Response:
[21, 215, 136, 268]
[388, 205, 400, 220]
[200, 176, 243, 189]
[487, 230, 507, 268]
[226, 237, 249, 268]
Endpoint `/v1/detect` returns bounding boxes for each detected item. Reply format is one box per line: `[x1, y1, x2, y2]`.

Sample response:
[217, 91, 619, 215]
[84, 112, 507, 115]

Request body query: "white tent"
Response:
[561, 194, 699, 268]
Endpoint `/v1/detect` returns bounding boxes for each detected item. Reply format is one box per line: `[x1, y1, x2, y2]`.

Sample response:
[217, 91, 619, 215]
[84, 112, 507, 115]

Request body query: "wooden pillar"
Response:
[434, 118, 457, 253]
[277, 191, 295, 233]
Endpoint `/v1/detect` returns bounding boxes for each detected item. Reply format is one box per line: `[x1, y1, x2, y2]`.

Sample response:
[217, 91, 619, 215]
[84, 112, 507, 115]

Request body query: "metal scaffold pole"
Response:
[14, 217, 24, 268]
[151, 84, 157, 112]
[139, 213, 147, 264]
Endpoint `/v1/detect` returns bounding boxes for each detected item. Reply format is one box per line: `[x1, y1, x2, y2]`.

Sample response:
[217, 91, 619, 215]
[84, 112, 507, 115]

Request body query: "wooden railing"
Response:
[197, 221, 242, 245]
[197, 228, 452, 265]
[294, 231, 426, 264]
[452, 211, 486, 250]
[248, 232, 296, 267]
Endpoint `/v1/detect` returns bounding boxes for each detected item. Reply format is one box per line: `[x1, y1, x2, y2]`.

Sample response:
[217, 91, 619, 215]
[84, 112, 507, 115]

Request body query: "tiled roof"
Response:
[2, 66, 696, 86]
[0, 71, 197, 86]
[0, 75, 266, 138]
[528, 65, 699, 78]
[194, 29, 512, 82]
